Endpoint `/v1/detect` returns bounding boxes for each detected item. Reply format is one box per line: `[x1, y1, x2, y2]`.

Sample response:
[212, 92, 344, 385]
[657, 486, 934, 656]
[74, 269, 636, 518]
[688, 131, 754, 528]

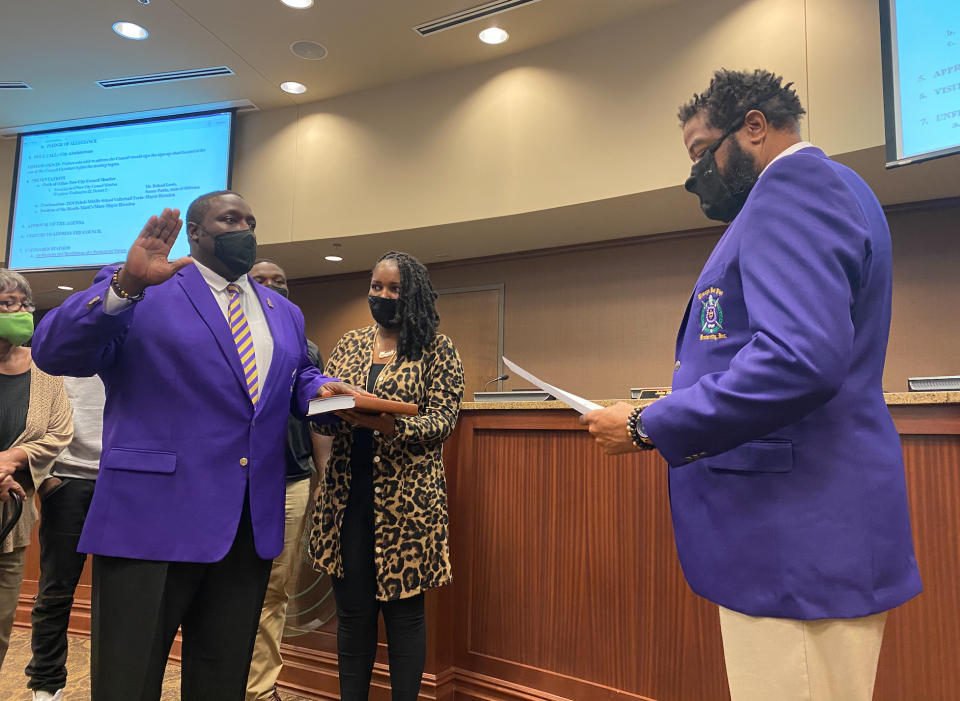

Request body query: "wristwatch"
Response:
[627, 407, 655, 450]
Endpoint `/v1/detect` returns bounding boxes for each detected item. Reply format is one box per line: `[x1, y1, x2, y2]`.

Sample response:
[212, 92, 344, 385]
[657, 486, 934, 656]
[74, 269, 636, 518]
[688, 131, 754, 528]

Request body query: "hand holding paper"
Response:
[580, 401, 644, 455]
[498, 358, 645, 455]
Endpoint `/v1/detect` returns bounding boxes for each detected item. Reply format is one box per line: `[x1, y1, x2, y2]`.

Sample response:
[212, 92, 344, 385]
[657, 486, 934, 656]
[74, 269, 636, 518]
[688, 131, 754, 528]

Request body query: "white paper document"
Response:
[502, 357, 602, 415]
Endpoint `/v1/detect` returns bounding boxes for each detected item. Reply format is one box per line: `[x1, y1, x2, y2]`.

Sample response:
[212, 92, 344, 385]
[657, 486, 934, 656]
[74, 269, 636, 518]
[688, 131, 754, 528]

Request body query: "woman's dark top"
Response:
[338, 363, 388, 582]
[349, 363, 386, 472]
[0, 369, 31, 452]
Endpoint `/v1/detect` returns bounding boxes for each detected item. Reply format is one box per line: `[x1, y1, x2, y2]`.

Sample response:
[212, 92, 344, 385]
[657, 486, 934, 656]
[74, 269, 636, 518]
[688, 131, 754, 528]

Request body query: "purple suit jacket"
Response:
[641, 148, 922, 620]
[32, 264, 336, 562]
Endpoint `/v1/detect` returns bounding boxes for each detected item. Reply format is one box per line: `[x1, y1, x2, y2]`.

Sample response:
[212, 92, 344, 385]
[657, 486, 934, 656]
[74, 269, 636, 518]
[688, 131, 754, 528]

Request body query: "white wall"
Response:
[233, 0, 892, 249]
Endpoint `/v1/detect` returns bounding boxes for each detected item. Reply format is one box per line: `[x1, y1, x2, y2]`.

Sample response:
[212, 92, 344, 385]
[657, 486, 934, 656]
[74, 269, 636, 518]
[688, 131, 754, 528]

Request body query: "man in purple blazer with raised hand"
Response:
[32, 191, 365, 701]
[582, 70, 922, 701]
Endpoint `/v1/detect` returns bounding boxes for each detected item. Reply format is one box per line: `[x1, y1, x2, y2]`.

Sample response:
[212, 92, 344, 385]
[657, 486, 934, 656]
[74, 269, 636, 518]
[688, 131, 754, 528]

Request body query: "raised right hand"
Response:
[117, 208, 194, 295]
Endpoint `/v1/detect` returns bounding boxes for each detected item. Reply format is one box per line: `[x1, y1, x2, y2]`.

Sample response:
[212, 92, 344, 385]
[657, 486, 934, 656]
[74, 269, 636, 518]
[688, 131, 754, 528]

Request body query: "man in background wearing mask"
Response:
[33, 191, 367, 701]
[581, 70, 920, 701]
[246, 259, 332, 701]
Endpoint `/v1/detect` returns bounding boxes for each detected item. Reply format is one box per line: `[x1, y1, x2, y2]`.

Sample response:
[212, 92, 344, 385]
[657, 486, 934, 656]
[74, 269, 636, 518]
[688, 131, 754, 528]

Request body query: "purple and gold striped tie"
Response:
[227, 283, 259, 405]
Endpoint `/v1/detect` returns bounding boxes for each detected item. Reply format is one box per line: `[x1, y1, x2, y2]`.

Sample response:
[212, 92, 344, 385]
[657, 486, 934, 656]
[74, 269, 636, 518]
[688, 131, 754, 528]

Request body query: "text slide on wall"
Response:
[894, 0, 960, 159]
[7, 111, 232, 271]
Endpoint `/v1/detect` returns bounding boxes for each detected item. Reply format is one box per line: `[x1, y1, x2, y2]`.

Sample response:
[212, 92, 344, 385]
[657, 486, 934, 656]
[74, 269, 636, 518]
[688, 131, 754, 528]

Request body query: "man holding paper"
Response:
[580, 70, 921, 701]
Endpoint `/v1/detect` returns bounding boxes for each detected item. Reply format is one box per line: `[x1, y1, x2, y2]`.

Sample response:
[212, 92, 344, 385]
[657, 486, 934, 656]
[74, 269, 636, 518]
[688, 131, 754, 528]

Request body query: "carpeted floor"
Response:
[0, 629, 312, 700]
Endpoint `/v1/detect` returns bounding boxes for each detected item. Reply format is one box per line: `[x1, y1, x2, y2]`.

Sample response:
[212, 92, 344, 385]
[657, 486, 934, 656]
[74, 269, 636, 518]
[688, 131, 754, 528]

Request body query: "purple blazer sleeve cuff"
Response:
[293, 367, 341, 424]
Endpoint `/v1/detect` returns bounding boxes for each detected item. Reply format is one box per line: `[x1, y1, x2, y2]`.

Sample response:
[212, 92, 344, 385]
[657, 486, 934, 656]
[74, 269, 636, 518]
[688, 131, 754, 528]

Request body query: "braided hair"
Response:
[374, 251, 439, 361]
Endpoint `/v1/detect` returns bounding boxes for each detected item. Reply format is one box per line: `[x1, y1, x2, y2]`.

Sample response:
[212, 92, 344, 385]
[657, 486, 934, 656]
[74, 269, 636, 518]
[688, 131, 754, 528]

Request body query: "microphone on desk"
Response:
[484, 374, 510, 391]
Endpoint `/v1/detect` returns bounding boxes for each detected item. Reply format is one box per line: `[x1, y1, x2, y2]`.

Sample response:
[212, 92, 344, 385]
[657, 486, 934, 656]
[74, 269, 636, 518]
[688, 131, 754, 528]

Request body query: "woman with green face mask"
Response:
[0, 269, 73, 674]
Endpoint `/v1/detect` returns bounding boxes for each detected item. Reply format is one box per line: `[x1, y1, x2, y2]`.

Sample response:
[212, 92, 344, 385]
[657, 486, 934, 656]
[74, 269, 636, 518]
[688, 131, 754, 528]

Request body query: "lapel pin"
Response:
[267, 298, 274, 308]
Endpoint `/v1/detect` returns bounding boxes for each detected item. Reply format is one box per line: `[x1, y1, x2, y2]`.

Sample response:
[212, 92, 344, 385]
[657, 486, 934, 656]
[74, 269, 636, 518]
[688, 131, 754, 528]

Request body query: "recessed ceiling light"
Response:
[281, 0, 314, 7]
[280, 81, 307, 94]
[113, 22, 149, 40]
[57, 286, 74, 291]
[325, 255, 343, 262]
[478, 28, 509, 45]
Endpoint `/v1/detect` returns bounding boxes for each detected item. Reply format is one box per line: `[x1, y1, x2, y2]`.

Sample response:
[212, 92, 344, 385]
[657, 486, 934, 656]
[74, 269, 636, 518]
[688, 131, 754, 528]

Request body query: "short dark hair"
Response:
[678, 69, 806, 132]
[186, 190, 243, 227]
[374, 252, 439, 362]
[252, 258, 284, 274]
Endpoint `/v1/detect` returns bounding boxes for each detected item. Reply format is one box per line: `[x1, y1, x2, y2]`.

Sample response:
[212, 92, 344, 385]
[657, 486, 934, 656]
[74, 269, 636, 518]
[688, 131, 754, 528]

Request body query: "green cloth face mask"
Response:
[0, 312, 35, 346]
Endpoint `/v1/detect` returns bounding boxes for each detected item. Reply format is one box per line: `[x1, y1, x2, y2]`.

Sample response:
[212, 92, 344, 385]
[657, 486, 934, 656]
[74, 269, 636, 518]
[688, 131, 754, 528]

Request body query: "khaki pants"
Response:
[246, 479, 311, 700]
[0, 547, 27, 671]
[719, 606, 887, 701]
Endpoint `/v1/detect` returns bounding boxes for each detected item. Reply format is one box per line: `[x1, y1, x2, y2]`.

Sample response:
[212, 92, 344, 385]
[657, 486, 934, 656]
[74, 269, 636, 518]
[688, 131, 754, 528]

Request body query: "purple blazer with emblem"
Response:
[641, 147, 922, 620]
[32, 264, 336, 562]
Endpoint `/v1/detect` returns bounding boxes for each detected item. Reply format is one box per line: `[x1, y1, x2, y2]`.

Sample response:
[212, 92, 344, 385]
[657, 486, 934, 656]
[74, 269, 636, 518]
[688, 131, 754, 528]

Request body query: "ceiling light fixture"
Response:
[280, 81, 307, 94]
[113, 22, 149, 40]
[325, 244, 343, 262]
[280, 0, 314, 8]
[478, 27, 509, 44]
[290, 40, 328, 60]
[57, 286, 74, 291]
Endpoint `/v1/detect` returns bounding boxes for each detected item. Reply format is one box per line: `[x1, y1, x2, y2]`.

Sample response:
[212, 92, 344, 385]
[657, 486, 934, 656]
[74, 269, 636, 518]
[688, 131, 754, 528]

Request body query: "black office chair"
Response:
[0, 492, 24, 543]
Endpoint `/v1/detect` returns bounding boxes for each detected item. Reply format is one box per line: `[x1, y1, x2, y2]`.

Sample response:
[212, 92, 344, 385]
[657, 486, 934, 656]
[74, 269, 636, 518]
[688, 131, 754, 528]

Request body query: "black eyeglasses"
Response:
[0, 299, 36, 313]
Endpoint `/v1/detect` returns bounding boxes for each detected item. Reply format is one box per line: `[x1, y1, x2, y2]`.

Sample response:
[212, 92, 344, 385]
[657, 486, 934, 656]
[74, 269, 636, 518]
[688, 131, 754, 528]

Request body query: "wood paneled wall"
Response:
[293, 204, 960, 399]
[442, 404, 960, 701]
[14, 405, 960, 700]
[885, 207, 960, 391]
[435, 289, 501, 397]
[451, 412, 729, 701]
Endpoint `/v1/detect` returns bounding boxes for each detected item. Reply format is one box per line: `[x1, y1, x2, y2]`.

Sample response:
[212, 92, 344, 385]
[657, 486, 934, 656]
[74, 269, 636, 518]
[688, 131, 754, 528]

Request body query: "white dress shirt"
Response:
[104, 260, 275, 390]
[760, 141, 814, 177]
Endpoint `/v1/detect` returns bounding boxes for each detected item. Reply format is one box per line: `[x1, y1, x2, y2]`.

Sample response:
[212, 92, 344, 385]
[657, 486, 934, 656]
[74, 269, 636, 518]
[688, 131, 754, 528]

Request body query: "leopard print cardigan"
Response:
[309, 326, 464, 600]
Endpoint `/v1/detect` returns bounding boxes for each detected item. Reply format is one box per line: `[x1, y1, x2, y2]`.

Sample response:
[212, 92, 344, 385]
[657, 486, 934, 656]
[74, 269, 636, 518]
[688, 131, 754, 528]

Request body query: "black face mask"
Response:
[266, 284, 288, 299]
[684, 111, 767, 223]
[368, 295, 401, 329]
[684, 88, 789, 222]
[198, 226, 258, 276]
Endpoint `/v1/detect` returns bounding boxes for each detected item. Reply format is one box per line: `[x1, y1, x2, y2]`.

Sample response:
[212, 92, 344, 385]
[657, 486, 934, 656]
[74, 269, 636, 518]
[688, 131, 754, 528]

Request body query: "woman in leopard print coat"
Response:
[310, 252, 463, 701]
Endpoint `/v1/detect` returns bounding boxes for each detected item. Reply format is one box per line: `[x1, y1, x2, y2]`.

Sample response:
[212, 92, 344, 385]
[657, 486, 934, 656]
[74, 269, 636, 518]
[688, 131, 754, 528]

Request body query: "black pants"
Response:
[27, 477, 96, 693]
[90, 493, 272, 701]
[332, 444, 426, 701]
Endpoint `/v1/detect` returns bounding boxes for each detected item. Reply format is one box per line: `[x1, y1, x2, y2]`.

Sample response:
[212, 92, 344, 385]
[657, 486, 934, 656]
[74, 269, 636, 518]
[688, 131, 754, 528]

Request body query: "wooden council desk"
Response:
[14, 393, 960, 701]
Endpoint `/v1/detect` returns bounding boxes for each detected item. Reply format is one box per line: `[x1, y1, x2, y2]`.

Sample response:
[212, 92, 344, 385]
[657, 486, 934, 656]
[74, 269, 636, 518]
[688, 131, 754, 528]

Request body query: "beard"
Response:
[719, 137, 761, 201]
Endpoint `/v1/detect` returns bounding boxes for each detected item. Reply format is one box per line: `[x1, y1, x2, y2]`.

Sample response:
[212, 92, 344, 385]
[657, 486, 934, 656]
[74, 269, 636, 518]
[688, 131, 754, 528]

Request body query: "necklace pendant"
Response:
[378, 350, 396, 359]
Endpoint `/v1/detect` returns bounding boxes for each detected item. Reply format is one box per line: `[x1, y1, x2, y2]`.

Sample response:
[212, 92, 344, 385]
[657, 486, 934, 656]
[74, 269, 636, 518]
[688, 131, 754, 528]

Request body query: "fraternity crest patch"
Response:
[698, 287, 726, 341]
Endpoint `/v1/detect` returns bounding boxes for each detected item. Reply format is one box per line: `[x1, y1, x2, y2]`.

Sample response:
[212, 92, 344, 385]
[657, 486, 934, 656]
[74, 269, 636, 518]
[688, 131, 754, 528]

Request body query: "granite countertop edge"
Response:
[461, 391, 960, 411]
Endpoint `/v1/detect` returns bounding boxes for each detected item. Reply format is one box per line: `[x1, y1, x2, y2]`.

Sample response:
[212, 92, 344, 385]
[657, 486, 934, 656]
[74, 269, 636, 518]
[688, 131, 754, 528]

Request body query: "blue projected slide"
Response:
[885, 0, 960, 164]
[7, 111, 232, 270]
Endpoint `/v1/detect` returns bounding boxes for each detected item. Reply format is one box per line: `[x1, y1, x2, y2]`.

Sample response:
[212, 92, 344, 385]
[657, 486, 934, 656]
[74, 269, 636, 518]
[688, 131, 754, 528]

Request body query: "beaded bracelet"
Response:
[627, 406, 654, 451]
[111, 267, 146, 302]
